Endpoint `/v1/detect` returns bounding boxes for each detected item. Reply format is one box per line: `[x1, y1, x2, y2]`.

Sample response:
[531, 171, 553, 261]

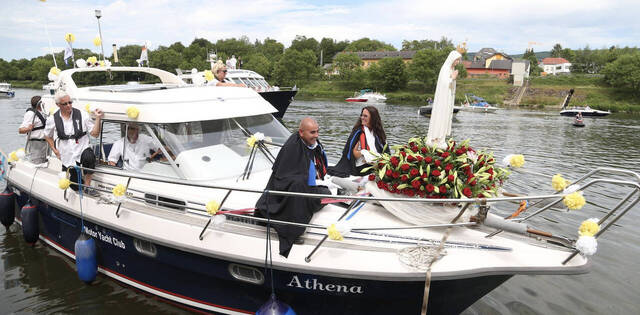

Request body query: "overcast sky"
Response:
[1, 0, 638, 61]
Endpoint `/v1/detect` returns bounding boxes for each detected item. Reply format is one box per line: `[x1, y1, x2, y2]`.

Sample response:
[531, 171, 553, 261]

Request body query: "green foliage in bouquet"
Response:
[363, 137, 510, 199]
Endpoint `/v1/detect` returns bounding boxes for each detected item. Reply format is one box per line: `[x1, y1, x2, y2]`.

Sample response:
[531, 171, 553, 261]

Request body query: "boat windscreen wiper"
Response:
[232, 119, 275, 180]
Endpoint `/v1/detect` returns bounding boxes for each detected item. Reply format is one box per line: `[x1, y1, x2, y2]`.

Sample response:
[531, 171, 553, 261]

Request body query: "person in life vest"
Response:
[255, 117, 331, 257]
[329, 106, 389, 178]
[18, 96, 48, 163]
[44, 91, 104, 194]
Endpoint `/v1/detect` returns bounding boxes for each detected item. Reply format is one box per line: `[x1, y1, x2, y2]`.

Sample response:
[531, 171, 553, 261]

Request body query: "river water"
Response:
[1, 88, 640, 314]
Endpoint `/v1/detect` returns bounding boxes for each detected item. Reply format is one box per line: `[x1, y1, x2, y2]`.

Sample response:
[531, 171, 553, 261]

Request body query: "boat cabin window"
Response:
[71, 71, 162, 88]
[97, 121, 167, 175]
[147, 114, 289, 180]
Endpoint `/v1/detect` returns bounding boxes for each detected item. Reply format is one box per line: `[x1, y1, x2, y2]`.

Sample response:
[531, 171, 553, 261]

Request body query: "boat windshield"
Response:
[150, 114, 289, 180]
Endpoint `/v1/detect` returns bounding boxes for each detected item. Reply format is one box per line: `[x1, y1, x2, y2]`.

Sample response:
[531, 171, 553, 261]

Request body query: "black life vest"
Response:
[26, 108, 47, 131]
[53, 108, 86, 141]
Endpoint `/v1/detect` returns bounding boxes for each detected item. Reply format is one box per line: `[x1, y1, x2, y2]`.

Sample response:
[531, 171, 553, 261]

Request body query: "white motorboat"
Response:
[560, 106, 610, 117]
[345, 89, 387, 103]
[177, 57, 297, 119]
[2, 66, 638, 315]
[460, 94, 498, 113]
[0, 82, 15, 98]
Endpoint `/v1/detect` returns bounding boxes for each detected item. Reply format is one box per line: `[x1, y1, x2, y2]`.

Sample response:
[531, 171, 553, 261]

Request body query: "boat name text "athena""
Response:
[286, 275, 364, 294]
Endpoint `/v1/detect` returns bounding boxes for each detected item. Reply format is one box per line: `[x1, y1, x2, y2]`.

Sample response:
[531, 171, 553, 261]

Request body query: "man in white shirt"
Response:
[108, 123, 161, 171]
[18, 96, 48, 163]
[44, 91, 103, 194]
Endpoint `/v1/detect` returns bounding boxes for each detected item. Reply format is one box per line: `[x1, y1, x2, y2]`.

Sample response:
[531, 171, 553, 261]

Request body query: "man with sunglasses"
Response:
[18, 96, 48, 163]
[44, 91, 104, 195]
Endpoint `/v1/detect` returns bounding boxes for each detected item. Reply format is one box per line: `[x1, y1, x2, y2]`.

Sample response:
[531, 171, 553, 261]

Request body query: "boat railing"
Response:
[4, 151, 639, 263]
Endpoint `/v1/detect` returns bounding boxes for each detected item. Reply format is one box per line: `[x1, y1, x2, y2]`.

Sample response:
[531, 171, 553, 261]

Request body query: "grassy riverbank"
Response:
[298, 75, 640, 113]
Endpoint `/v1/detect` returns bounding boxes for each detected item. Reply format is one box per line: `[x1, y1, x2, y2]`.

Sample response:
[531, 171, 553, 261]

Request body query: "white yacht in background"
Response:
[177, 54, 297, 119]
[2, 66, 639, 314]
[0, 82, 15, 98]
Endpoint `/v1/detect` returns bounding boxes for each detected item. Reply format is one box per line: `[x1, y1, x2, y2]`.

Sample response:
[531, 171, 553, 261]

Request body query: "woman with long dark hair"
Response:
[328, 106, 389, 177]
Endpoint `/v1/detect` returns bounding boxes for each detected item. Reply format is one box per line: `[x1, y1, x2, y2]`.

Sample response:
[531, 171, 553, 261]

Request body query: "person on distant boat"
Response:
[209, 61, 246, 87]
[329, 106, 389, 178]
[44, 91, 104, 195]
[18, 96, 48, 163]
[108, 123, 162, 171]
[229, 55, 237, 70]
[426, 50, 462, 149]
[255, 117, 330, 257]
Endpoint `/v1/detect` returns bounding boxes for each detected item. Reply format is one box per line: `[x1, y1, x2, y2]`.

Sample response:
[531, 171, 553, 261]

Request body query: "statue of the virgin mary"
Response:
[426, 50, 462, 148]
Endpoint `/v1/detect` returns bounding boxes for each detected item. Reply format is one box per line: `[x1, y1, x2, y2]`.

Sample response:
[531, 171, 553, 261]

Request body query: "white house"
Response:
[540, 57, 571, 75]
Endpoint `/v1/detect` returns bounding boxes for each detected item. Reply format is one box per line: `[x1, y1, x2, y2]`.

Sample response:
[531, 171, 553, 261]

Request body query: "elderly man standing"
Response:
[44, 91, 104, 195]
[255, 117, 330, 257]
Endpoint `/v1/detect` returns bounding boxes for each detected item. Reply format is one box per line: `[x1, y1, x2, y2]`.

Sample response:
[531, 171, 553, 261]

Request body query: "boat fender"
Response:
[484, 213, 528, 235]
[0, 187, 16, 229]
[75, 232, 98, 284]
[256, 294, 296, 315]
[20, 203, 39, 244]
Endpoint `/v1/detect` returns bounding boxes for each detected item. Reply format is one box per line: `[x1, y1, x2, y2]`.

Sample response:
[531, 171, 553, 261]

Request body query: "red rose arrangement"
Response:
[364, 137, 509, 199]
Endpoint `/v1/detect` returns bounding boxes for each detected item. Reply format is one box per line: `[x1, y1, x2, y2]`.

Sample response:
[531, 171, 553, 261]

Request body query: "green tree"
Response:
[550, 43, 563, 57]
[401, 37, 454, 51]
[30, 58, 52, 82]
[290, 35, 320, 64]
[333, 53, 362, 79]
[601, 52, 640, 96]
[408, 49, 450, 90]
[319, 37, 349, 64]
[214, 36, 253, 62]
[523, 49, 541, 76]
[151, 48, 183, 72]
[374, 57, 408, 91]
[345, 38, 396, 52]
[255, 38, 284, 62]
[244, 53, 272, 79]
[272, 48, 318, 86]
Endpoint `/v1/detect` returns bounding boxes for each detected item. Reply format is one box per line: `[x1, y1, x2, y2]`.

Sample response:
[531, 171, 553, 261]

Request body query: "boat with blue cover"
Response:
[460, 94, 498, 113]
[0, 82, 16, 98]
[2, 66, 639, 315]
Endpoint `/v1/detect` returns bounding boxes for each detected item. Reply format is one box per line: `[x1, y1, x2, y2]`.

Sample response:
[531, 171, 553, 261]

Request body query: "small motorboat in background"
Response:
[345, 89, 387, 103]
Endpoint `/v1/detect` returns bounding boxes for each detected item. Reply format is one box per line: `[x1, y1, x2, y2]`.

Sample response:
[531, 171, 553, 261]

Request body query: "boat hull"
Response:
[0, 91, 16, 98]
[258, 90, 297, 119]
[560, 110, 610, 117]
[345, 98, 368, 102]
[419, 106, 460, 117]
[10, 188, 511, 315]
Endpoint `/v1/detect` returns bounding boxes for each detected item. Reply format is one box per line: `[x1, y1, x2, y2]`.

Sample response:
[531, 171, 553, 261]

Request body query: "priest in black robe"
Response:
[255, 117, 330, 257]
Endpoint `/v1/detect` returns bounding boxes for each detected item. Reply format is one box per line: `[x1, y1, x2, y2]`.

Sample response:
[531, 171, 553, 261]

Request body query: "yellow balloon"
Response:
[64, 33, 76, 43]
[126, 106, 140, 119]
[112, 184, 126, 197]
[206, 200, 220, 215]
[93, 36, 102, 47]
[87, 56, 98, 64]
[58, 178, 71, 190]
[49, 67, 61, 75]
[204, 70, 214, 81]
[327, 224, 343, 241]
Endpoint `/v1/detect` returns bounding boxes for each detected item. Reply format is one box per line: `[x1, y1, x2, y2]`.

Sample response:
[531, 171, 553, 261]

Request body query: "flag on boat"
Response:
[138, 43, 149, 66]
[63, 46, 74, 65]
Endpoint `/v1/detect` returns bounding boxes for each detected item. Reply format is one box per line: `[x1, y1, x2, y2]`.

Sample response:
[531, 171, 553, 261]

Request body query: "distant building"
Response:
[511, 60, 531, 86]
[539, 57, 571, 75]
[336, 50, 416, 68]
[464, 48, 514, 78]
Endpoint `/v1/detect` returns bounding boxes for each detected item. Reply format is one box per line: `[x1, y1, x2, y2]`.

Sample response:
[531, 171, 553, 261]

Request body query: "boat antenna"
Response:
[94, 9, 106, 62]
[43, 20, 58, 68]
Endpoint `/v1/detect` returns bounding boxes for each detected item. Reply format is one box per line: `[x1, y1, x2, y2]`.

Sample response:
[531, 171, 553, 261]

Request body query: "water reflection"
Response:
[2, 91, 640, 314]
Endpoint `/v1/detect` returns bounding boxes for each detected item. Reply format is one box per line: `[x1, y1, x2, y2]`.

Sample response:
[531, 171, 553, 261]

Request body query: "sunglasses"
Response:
[59, 101, 73, 106]
[218, 69, 227, 73]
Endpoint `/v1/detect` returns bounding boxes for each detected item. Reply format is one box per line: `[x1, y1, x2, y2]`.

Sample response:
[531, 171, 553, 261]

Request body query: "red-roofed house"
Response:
[540, 57, 571, 75]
